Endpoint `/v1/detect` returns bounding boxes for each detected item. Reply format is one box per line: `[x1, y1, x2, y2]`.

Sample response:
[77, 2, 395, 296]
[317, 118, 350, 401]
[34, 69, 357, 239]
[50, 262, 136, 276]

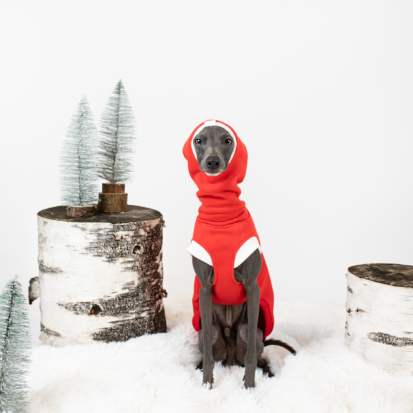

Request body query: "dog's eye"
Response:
[195, 139, 202, 145]
[225, 139, 233, 145]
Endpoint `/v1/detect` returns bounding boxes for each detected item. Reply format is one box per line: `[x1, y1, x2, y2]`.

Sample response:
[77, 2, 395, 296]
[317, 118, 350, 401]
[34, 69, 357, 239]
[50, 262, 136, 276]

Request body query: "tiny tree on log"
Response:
[60, 96, 99, 206]
[0, 276, 31, 413]
[98, 80, 137, 184]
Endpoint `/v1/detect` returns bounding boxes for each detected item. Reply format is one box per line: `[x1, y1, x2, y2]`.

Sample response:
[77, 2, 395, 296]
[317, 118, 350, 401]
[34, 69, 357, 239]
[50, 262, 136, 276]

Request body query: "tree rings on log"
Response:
[67, 205, 96, 217]
[345, 263, 413, 374]
[348, 263, 413, 289]
[38, 205, 161, 223]
[37, 205, 166, 346]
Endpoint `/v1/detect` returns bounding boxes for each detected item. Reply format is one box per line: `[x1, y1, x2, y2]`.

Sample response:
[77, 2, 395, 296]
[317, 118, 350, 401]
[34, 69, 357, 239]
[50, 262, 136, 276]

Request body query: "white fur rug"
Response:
[27, 291, 413, 413]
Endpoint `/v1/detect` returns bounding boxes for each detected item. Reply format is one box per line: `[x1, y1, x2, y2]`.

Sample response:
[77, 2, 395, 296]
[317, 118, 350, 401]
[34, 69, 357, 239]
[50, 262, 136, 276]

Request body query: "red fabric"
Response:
[183, 120, 274, 339]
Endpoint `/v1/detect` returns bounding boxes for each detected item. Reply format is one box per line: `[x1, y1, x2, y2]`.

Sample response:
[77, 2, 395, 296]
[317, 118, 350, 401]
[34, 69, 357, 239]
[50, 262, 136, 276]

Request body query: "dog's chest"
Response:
[226, 305, 233, 328]
[213, 302, 246, 329]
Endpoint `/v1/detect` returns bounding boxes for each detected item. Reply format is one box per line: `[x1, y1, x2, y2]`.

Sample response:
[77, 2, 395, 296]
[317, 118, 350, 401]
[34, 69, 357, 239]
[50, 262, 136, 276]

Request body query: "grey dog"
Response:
[191, 125, 296, 389]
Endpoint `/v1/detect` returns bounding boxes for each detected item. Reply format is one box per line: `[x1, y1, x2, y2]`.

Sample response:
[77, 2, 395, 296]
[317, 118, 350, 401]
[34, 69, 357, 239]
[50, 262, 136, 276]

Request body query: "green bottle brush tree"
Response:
[0, 276, 31, 413]
[97, 80, 137, 213]
[60, 95, 99, 217]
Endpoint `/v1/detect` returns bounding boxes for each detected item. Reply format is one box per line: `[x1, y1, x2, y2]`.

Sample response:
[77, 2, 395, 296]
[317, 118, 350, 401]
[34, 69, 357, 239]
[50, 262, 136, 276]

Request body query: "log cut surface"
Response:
[348, 263, 413, 288]
[39, 205, 161, 223]
[37, 205, 166, 346]
[345, 263, 413, 373]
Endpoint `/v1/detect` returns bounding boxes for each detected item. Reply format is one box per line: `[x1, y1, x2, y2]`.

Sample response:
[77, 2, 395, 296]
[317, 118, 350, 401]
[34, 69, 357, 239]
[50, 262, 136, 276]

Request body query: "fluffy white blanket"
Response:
[27, 291, 413, 413]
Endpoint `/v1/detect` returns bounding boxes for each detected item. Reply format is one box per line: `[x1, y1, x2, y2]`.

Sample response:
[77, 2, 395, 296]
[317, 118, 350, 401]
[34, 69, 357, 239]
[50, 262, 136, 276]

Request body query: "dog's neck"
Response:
[195, 176, 250, 225]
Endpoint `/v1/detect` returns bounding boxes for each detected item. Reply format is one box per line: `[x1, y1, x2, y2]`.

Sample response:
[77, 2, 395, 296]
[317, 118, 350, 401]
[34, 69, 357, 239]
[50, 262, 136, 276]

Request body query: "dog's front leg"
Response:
[192, 256, 215, 388]
[235, 249, 262, 389]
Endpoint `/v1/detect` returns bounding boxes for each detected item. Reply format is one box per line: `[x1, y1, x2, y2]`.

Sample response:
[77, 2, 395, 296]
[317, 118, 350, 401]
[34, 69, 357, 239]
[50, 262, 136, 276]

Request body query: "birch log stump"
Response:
[345, 263, 413, 373]
[36, 205, 167, 346]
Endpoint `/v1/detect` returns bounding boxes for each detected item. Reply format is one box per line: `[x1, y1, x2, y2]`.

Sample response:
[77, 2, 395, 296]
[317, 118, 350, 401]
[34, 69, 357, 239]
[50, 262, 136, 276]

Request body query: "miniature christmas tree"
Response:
[98, 80, 137, 184]
[0, 276, 31, 413]
[60, 96, 99, 208]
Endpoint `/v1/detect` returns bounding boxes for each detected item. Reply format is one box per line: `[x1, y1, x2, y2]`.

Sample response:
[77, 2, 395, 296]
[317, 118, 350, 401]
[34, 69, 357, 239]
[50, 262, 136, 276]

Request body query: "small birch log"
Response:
[37, 205, 166, 346]
[345, 263, 413, 373]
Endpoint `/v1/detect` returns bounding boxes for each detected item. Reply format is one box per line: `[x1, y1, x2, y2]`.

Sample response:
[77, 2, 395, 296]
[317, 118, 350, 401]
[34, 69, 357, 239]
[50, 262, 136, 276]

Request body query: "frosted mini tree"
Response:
[98, 80, 137, 184]
[0, 276, 31, 413]
[60, 96, 98, 207]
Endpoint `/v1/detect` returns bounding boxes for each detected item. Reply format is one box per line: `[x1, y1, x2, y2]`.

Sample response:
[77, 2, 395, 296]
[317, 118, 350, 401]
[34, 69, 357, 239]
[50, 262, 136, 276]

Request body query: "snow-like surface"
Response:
[27, 290, 413, 413]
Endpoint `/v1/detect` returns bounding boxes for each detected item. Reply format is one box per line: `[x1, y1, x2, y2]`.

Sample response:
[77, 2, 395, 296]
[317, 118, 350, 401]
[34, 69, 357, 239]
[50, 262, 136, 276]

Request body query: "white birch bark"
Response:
[36, 206, 166, 346]
[345, 265, 413, 374]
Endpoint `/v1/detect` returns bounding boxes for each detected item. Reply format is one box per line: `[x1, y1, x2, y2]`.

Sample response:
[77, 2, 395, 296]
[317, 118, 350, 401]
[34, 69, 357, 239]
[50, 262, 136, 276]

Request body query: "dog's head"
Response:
[192, 126, 236, 176]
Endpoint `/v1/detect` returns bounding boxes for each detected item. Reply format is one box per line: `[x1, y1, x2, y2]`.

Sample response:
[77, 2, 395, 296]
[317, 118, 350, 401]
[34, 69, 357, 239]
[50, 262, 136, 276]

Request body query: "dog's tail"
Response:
[263, 339, 296, 355]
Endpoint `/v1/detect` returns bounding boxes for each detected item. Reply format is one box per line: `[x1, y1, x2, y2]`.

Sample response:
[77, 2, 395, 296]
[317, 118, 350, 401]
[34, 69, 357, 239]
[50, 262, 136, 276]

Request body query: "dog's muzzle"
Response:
[206, 156, 221, 170]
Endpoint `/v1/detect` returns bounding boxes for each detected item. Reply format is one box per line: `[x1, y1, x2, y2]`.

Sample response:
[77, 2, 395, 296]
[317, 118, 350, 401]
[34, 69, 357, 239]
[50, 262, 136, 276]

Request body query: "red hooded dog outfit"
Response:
[183, 120, 274, 339]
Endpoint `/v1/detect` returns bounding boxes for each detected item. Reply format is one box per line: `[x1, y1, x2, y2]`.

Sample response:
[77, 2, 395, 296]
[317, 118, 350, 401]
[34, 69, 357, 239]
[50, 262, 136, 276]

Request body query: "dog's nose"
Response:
[206, 156, 221, 170]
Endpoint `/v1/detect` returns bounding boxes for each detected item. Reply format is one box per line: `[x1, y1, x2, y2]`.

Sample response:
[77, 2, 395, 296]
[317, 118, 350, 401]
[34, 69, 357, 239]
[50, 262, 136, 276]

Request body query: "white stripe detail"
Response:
[191, 120, 237, 176]
[234, 237, 262, 268]
[186, 241, 213, 266]
[186, 236, 262, 268]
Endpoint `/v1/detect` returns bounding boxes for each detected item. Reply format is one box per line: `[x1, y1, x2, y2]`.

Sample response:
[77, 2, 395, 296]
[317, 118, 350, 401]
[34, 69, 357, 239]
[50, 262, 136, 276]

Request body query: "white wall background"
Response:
[1, 0, 412, 346]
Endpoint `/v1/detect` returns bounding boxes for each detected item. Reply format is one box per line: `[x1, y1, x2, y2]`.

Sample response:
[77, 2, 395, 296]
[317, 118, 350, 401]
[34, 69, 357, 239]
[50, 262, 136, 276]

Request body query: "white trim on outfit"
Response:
[186, 241, 213, 266]
[186, 236, 262, 269]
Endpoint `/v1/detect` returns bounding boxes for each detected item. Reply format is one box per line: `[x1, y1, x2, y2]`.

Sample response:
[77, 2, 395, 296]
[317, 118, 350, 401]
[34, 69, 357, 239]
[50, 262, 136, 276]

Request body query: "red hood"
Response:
[183, 120, 250, 225]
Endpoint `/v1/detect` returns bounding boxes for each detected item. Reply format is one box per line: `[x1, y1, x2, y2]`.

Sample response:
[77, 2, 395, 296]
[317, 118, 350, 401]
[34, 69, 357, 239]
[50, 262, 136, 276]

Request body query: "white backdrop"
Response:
[1, 0, 412, 346]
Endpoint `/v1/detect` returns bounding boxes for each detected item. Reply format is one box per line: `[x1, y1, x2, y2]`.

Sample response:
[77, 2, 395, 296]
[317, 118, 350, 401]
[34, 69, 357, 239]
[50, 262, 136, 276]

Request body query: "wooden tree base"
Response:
[97, 193, 128, 213]
[345, 263, 413, 374]
[97, 183, 128, 213]
[67, 205, 96, 217]
[102, 183, 125, 193]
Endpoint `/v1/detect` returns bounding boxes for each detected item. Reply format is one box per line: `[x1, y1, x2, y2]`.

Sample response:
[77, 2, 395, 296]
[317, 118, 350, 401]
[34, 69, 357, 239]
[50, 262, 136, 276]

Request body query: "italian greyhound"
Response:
[187, 123, 296, 389]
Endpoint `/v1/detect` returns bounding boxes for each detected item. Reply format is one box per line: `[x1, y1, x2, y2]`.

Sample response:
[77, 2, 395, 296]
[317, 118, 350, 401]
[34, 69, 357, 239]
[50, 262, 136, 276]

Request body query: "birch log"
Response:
[37, 205, 167, 346]
[345, 263, 413, 373]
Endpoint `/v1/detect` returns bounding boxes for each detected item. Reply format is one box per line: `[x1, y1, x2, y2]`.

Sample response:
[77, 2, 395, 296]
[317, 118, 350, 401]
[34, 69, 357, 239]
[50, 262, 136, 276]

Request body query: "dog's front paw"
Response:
[243, 373, 256, 389]
[203, 371, 214, 389]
